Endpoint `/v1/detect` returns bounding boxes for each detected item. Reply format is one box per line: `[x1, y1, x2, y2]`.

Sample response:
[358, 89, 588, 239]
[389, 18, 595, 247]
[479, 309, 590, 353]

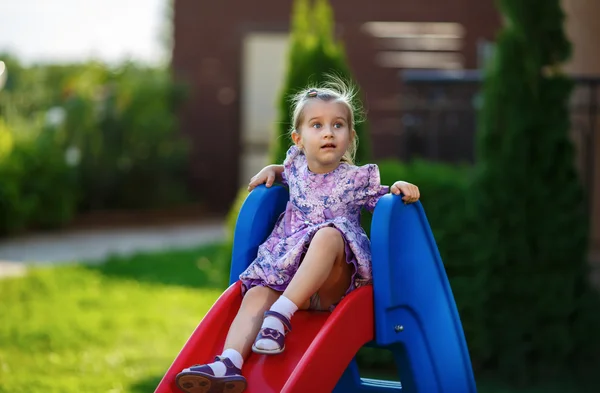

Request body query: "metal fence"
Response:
[399, 69, 599, 206]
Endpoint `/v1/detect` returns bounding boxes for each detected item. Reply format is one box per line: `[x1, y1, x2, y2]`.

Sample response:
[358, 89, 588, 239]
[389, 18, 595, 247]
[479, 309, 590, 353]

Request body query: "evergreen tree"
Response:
[271, 0, 370, 165]
[472, 0, 599, 383]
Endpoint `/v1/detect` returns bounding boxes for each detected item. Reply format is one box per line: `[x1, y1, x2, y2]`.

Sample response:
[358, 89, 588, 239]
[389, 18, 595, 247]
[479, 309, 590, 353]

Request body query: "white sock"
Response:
[255, 295, 298, 351]
[221, 348, 243, 369]
[205, 348, 243, 376]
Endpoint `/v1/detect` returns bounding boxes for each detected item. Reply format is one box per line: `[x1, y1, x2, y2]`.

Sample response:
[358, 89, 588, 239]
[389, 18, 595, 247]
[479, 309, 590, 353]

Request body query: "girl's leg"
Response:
[177, 286, 279, 392]
[223, 285, 280, 358]
[254, 227, 351, 352]
[283, 227, 351, 309]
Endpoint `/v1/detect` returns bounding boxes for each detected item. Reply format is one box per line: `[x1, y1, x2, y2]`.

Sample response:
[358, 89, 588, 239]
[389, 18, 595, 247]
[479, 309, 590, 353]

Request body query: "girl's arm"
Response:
[248, 164, 284, 191]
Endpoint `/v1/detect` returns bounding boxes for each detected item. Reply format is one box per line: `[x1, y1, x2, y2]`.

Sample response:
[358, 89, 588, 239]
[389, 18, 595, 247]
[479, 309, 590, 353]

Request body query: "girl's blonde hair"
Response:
[290, 75, 363, 165]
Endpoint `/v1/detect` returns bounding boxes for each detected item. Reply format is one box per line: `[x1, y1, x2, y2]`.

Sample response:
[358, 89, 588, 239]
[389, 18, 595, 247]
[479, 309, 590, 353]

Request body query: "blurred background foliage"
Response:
[0, 54, 191, 235]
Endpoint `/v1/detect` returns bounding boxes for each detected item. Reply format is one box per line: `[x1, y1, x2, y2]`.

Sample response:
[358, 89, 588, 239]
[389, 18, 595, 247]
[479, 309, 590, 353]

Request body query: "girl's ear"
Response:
[291, 130, 302, 146]
[351, 129, 357, 141]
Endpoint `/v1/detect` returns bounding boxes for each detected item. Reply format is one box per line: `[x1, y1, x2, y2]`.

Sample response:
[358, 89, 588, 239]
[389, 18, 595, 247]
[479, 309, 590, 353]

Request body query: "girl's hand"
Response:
[248, 165, 280, 191]
[390, 181, 420, 204]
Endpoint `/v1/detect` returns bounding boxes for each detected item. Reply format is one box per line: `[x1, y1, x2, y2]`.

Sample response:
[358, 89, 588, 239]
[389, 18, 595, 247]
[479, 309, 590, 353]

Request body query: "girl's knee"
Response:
[242, 286, 278, 307]
[313, 227, 343, 247]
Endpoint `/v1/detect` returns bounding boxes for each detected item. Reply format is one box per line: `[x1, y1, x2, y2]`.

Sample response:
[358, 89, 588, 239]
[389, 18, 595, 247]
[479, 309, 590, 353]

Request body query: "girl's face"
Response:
[292, 99, 355, 174]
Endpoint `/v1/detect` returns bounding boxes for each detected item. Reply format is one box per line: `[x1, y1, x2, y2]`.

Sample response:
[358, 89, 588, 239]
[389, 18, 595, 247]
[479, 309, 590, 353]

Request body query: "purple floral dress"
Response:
[239, 145, 389, 297]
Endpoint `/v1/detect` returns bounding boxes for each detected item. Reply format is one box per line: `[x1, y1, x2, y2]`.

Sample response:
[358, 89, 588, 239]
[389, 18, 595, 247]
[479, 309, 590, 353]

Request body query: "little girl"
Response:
[176, 78, 420, 393]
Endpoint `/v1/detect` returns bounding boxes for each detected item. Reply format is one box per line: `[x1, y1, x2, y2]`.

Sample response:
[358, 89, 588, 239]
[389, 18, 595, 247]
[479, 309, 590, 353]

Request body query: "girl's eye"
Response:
[312, 123, 322, 129]
[334, 123, 343, 129]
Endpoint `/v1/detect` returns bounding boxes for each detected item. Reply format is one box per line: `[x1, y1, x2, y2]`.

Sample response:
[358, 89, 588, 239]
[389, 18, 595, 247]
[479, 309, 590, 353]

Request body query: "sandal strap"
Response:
[214, 356, 243, 375]
[264, 310, 292, 332]
[256, 327, 285, 347]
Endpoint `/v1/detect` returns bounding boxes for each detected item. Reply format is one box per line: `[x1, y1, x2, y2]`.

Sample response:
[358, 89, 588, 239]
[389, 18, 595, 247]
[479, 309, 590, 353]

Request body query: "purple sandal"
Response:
[251, 310, 292, 355]
[175, 356, 247, 393]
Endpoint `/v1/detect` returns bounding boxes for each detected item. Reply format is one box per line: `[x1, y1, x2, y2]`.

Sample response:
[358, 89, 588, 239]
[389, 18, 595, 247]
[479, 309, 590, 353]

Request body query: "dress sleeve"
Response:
[280, 145, 301, 186]
[354, 164, 390, 213]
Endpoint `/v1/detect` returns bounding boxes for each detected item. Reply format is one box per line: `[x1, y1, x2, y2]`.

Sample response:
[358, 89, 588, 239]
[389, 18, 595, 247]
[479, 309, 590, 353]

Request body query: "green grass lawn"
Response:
[0, 244, 228, 393]
[0, 244, 589, 393]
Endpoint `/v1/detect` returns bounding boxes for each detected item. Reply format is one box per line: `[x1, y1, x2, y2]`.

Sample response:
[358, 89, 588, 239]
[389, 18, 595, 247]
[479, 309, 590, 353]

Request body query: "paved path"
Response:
[1, 221, 598, 288]
[0, 220, 226, 278]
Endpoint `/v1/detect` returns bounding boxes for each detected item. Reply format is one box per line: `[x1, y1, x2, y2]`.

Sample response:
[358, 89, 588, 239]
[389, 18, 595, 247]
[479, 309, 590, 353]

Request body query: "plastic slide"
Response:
[155, 185, 477, 393]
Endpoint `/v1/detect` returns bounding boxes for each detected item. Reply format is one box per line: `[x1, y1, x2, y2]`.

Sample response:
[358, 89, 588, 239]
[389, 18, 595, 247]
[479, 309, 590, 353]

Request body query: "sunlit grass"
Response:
[0, 244, 227, 393]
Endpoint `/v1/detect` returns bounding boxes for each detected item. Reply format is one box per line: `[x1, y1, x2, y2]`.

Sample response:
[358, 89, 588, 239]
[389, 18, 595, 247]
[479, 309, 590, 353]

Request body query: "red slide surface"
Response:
[155, 281, 374, 393]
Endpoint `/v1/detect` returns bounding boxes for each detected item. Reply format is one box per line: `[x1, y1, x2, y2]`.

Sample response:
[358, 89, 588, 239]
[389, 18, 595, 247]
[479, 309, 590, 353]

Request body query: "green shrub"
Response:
[0, 117, 78, 234]
[0, 58, 191, 232]
[61, 63, 190, 210]
[356, 159, 487, 370]
[471, 0, 600, 383]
